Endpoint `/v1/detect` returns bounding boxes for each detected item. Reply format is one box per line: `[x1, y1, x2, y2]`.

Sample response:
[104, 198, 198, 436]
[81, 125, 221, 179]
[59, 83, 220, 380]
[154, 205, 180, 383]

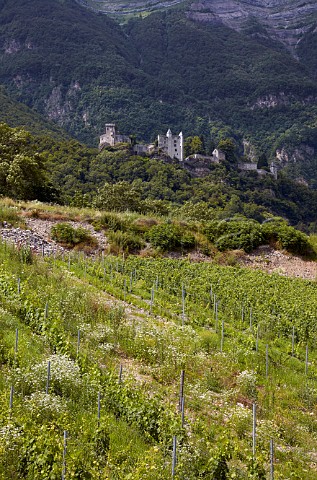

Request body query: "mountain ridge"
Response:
[2, 0, 317, 187]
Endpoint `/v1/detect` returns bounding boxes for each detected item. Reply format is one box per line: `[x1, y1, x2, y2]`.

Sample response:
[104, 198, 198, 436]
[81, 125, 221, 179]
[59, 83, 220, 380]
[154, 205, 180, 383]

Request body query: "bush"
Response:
[147, 223, 195, 251]
[107, 230, 144, 253]
[203, 219, 263, 253]
[51, 223, 96, 248]
[261, 221, 310, 254]
[99, 212, 128, 232]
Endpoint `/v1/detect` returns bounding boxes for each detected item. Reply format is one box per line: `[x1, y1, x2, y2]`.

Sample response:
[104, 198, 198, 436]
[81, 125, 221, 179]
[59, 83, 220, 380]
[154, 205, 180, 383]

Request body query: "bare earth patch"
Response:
[240, 245, 317, 281]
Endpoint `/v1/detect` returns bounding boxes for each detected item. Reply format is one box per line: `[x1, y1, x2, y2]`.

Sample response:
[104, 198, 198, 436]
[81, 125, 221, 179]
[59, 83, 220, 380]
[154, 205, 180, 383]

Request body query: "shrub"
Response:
[261, 221, 310, 254]
[51, 223, 96, 248]
[147, 223, 195, 251]
[107, 230, 144, 253]
[99, 212, 128, 232]
[204, 219, 263, 253]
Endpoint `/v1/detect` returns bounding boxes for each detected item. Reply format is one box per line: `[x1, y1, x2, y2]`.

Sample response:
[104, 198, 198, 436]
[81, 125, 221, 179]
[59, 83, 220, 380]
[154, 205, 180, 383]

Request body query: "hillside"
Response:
[2, 0, 317, 186]
[0, 200, 317, 477]
[0, 85, 69, 139]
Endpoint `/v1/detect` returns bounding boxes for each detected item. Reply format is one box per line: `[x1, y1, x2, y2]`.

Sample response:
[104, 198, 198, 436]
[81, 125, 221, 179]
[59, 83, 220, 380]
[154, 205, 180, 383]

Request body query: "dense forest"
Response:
[2, 0, 317, 186]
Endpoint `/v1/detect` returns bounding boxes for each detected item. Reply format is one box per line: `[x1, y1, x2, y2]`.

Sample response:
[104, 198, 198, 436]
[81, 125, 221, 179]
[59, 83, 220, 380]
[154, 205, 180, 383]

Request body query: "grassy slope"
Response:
[0, 201, 316, 477]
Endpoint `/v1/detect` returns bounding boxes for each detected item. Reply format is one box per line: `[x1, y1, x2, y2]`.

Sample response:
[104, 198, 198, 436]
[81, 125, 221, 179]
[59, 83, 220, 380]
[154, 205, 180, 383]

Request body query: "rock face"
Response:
[187, 0, 317, 54]
[78, 0, 317, 54]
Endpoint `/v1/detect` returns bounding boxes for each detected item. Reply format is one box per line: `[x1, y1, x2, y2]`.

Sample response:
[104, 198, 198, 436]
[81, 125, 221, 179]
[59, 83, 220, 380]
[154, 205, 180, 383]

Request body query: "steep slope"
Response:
[0, 85, 69, 139]
[187, 0, 317, 54]
[79, 0, 317, 56]
[2, 0, 317, 187]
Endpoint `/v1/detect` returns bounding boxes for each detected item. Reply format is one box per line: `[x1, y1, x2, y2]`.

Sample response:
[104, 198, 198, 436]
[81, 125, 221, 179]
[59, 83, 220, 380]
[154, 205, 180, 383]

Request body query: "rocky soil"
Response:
[240, 245, 317, 281]
[0, 218, 316, 280]
[0, 218, 107, 257]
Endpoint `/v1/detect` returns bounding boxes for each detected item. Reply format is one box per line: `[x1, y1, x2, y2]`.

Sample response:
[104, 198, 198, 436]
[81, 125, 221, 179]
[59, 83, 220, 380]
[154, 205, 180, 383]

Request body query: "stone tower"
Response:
[99, 123, 116, 148]
[99, 123, 131, 149]
[158, 129, 183, 161]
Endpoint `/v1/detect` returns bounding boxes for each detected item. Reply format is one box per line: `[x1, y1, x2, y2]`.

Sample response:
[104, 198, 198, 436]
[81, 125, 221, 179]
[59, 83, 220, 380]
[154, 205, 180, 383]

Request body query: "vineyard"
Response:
[0, 241, 317, 478]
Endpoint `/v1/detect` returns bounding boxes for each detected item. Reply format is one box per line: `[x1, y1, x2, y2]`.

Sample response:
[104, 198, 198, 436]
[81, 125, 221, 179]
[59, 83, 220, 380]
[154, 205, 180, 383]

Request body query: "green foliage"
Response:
[147, 223, 195, 251]
[0, 123, 54, 201]
[203, 218, 263, 252]
[261, 220, 311, 254]
[107, 230, 145, 253]
[51, 223, 95, 248]
[99, 212, 128, 232]
[94, 181, 143, 212]
[184, 136, 205, 157]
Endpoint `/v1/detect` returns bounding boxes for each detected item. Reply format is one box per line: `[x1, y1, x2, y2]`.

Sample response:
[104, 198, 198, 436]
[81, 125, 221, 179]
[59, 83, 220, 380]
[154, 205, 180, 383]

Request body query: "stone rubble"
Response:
[0, 218, 108, 257]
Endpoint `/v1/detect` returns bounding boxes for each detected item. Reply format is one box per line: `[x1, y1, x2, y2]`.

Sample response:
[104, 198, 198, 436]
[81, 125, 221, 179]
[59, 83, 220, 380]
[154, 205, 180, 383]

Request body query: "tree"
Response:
[0, 123, 51, 200]
[93, 181, 143, 212]
[184, 136, 205, 157]
[217, 138, 236, 164]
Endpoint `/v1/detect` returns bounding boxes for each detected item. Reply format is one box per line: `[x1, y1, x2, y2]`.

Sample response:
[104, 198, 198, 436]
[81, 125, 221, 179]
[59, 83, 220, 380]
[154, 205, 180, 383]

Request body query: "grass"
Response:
[0, 200, 317, 476]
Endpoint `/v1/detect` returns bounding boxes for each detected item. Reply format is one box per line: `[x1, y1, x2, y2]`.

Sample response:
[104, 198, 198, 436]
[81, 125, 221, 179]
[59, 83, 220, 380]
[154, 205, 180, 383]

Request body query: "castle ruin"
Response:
[99, 123, 131, 149]
[158, 129, 183, 161]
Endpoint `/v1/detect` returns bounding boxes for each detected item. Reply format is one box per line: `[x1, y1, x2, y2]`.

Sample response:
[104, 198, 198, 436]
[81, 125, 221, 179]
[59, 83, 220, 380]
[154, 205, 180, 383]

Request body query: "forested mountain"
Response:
[2, 0, 317, 185]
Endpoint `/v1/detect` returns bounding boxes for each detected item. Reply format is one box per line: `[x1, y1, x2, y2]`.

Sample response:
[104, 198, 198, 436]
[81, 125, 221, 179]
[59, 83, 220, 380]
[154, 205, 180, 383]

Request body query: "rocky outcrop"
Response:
[187, 0, 317, 54]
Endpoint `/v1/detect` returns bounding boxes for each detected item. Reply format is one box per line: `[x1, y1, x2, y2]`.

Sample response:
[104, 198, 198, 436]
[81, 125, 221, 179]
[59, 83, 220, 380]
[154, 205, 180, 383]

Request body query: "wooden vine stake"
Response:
[9, 386, 14, 412]
[44, 302, 49, 320]
[172, 436, 177, 477]
[97, 391, 101, 427]
[220, 319, 224, 353]
[123, 278, 127, 302]
[266, 344, 269, 378]
[291, 325, 295, 357]
[46, 360, 51, 394]
[76, 330, 81, 356]
[215, 301, 218, 333]
[181, 395, 185, 428]
[181, 284, 186, 326]
[252, 403, 257, 459]
[14, 328, 18, 356]
[270, 438, 274, 480]
[150, 285, 154, 314]
[305, 345, 309, 375]
[118, 364, 123, 384]
[179, 370, 185, 412]
[62, 431, 68, 480]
